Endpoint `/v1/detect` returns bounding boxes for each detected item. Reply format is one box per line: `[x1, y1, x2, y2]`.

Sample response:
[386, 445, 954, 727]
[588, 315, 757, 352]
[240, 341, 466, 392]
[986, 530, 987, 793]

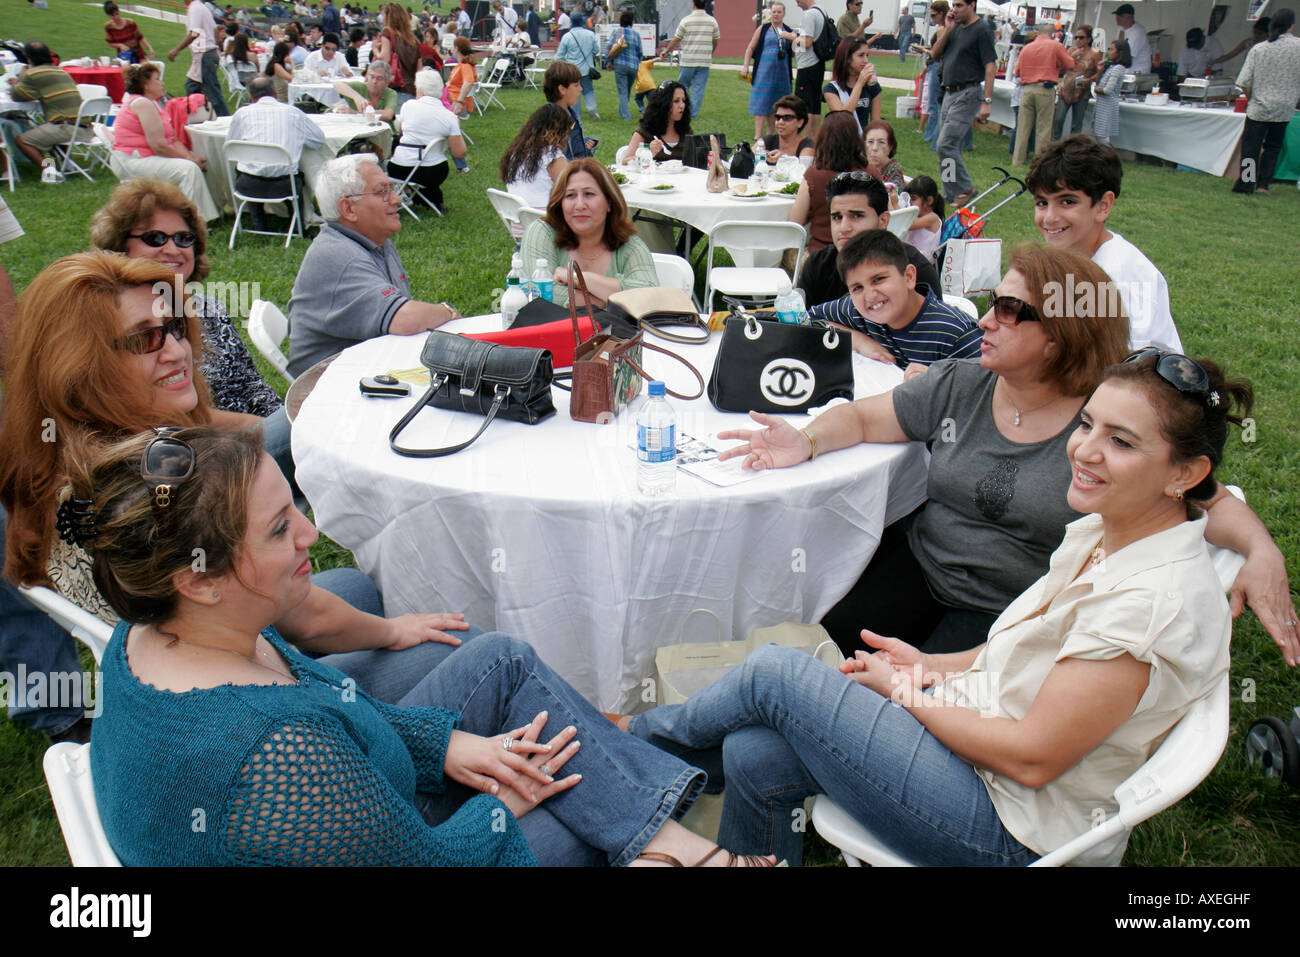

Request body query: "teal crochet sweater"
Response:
[91, 621, 537, 866]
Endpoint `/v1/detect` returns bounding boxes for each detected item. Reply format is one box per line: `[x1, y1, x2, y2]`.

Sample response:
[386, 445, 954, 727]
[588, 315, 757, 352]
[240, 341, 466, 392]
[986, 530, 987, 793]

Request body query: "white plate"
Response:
[728, 190, 768, 200]
[659, 160, 685, 174]
[642, 183, 678, 194]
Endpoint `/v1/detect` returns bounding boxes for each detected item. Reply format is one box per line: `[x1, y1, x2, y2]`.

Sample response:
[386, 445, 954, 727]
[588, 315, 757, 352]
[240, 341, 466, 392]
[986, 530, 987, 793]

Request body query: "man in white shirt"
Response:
[1027, 135, 1181, 352]
[226, 76, 326, 230]
[1113, 3, 1150, 73]
[792, 0, 828, 136]
[557, 8, 571, 41]
[458, 6, 472, 38]
[304, 32, 354, 76]
[169, 0, 230, 115]
[493, 0, 519, 40]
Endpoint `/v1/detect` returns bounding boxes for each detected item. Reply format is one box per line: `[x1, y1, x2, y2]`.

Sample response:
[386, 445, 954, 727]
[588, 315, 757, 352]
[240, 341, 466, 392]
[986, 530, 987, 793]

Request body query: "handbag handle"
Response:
[637, 314, 711, 345]
[389, 376, 510, 458]
[623, 340, 705, 400]
[567, 259, 606, 348]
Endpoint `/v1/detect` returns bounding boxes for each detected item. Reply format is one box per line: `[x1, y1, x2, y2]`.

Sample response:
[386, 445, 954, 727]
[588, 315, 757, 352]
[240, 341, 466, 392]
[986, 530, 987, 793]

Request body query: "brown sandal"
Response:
[636, 846, 785, 867]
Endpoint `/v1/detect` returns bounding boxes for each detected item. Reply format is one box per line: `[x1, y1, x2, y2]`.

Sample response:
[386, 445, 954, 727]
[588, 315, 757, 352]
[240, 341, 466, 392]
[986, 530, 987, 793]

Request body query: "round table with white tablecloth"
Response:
[291, 315, 929, 710]
[187, 111, 391, 220]
[288, 80, 344, 109]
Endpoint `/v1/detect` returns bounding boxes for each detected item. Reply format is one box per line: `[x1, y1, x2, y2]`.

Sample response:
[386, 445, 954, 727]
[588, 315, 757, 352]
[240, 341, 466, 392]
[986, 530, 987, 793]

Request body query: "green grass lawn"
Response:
[2, 0, 1298, 868]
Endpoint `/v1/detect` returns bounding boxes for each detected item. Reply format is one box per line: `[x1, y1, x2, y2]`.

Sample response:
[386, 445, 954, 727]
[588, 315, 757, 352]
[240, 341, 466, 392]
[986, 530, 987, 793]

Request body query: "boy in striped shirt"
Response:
[809, 230, 982, 378]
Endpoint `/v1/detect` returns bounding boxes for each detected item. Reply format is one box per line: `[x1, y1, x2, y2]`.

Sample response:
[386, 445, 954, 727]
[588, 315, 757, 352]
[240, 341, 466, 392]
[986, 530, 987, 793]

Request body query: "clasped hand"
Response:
[443, 711, 582, 819]
[839, 628, 932, 703]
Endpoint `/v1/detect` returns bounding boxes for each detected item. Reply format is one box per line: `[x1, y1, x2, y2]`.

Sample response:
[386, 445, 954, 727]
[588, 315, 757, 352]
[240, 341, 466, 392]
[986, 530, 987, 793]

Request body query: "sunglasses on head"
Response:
[117, 314, 189, 355]
[141, 427, 196, 510]
[128, 229, 198, 249]
[991, 295, 1041, 325]
[830, 170, 881, 187]
[1122, 347, 1219, 407]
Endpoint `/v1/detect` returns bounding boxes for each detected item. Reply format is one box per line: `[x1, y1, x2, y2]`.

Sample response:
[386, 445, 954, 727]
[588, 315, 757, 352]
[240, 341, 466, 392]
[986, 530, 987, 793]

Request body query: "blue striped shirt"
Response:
[809, 284, 983, 368]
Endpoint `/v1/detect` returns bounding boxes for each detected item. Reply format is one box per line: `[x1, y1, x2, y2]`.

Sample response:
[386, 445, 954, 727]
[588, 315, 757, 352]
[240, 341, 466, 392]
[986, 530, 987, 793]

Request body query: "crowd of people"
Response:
[0, 2, 1297, 870]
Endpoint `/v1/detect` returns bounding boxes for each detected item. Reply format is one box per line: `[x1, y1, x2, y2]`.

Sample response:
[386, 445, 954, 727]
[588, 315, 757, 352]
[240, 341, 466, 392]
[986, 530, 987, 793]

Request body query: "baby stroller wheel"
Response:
[1244, 715, 1300, 787]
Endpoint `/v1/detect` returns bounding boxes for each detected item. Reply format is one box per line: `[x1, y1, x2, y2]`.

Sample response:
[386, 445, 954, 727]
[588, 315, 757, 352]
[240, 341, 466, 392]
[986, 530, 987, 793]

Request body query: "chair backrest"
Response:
[248, 298, 294, 381]
[943, 294, 979, 321]
[76, 83, 111, 102]
[614, 145, 629, 166]
[706, 220, 807, 286]
[517, 205, 545, 233]
[490, 57, 512, 79]
[19, 585, 114, 664]
[74, 95, 113, 124]
[460, 81, 480, 104]
[43, 742, 123, 867]
[225, 141, 297, 200]
[92, 121, 116, 150]
[486, 187, 528, 241]
[223, 59, 248, 91]
[885, 204, 919, 238]
[651, 253, 697, 304]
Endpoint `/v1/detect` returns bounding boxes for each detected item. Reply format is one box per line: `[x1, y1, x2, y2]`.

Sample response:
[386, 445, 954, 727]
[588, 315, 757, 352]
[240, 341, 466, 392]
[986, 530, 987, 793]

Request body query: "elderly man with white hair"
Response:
[286, 154, 461, 376]
[387, 68, 468, 213]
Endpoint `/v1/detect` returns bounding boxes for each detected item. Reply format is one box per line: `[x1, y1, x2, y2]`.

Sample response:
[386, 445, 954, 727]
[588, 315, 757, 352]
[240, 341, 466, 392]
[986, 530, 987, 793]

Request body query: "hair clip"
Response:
[55, 497, 98, 548]
[1208, 390, 1221, 408]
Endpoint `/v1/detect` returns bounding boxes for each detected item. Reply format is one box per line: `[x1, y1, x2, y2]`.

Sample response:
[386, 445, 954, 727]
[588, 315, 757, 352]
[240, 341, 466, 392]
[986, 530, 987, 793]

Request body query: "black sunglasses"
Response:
[991, 295, 1041, 326]
[117, 314, 189, 355]
[1122, 347, 1219, 407]
[774, 112, 799, 121]
[141, 427, 196, 510]
[128, 229, 198, 249]
[830, 170, 881, 187]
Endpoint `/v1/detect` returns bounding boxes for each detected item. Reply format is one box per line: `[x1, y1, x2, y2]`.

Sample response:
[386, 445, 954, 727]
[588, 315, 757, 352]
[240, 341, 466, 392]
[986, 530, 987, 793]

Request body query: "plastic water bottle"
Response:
[508, 252, 530, 299]
[753, 137, 767, 166]
[774, 278, 809, 325]
[531, 258, 554, 303]
[636, 381, 676, 496]
[363, 104, 376, 123]
[636, 144, 653, 177]
[500, 276, 527, 329]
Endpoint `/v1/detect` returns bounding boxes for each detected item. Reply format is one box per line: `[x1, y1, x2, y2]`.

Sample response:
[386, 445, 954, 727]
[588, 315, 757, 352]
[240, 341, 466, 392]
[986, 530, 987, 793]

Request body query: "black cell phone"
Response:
[359, 374, 411, 397]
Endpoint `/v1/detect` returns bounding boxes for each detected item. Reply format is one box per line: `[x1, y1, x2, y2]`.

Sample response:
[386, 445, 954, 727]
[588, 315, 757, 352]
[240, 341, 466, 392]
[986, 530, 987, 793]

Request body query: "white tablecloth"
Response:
[188, 112, 391, 220]
[292, 319, 930, 709]
[288, 80, 344, 109]
[990, 79, 1245, 176]
[620, 165, 799, 235]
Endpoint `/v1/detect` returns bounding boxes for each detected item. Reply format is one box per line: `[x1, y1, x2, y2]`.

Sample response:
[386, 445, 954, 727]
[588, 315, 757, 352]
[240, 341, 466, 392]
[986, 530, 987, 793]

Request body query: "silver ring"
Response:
[1287, 620, 1298, 627]
[539, 764, 553, 777]
[502, 736, 514, 751]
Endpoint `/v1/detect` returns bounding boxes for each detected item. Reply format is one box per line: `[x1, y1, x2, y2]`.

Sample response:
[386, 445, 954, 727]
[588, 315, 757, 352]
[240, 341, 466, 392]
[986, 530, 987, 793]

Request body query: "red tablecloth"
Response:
[62, 65, 126, 103]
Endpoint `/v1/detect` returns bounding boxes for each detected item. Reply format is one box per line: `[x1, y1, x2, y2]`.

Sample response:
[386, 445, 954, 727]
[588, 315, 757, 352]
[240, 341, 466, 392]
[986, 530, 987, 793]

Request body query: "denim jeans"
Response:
[677, 65, 709, 119]
[924, 62, 942, 147]
[321, 624, 481, 704]
[400, 633, 705, 865]
[898, 32, 912, 63]
[614, 65, 636, 121]
[1052, 97, 1088, 140]
[936, 84, 981, 200]
[184, 48, 229, 116]
[577, 76, 597, 116]
[629, 644, 1038, 866]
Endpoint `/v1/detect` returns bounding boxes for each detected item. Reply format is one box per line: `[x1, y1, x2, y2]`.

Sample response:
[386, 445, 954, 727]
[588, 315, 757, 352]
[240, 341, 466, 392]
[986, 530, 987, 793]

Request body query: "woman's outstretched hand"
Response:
[717, 411, 812, 470]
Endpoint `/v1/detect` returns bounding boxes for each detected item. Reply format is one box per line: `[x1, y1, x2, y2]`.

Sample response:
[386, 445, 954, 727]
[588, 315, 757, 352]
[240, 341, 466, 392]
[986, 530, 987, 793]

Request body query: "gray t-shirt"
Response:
[287, 221, 412, 376]
[940, 17, 996, 87]
[795, 6, 826, 69]
[891, 359, 1083, 615]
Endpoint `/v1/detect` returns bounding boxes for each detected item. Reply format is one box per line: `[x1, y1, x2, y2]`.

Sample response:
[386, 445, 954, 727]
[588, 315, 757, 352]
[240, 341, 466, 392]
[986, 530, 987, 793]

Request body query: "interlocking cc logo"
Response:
[759, 358, 815, 406]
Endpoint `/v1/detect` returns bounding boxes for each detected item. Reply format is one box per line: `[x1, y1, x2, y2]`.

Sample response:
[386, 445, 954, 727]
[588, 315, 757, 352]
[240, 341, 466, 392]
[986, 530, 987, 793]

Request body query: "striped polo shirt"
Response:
[809, 283, 983, 367]
[674, 11, 720, 67]
[10, 65, 83, 124]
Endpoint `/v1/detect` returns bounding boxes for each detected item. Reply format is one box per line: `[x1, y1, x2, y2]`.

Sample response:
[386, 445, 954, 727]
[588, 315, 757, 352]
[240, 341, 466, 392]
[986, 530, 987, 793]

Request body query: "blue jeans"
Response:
[677, 65, 709, 119]
[402, 633, 706, 865]
[614, 65, 636, 121]
[936, 84, 981, 200]
[629, 644, 1038, 866]
[577, 76, 597, 116]
[924, 62, 942, 146]
[184, 47, 229, 116]
[899, 32, 912, 62]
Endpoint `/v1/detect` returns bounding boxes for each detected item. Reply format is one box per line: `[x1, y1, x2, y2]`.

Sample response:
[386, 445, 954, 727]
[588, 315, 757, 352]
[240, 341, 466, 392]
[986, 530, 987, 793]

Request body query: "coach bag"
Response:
[707, 310, 853, 414]
[389, 331, 555, 457]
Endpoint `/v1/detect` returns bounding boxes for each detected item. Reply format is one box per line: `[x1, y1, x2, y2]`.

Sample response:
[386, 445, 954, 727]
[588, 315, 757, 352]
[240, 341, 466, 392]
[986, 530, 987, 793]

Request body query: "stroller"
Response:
[932, 166, 1027, 274]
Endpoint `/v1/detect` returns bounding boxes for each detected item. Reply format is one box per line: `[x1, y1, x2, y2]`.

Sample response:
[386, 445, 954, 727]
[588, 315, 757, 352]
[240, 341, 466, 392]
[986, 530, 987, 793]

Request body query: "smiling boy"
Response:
[808, 230, 981, 375]
[1027, 135, 1182, 351]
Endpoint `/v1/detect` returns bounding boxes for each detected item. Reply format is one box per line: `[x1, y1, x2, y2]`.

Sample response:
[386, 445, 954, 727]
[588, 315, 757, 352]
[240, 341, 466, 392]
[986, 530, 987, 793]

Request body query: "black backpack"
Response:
[811, 7, 840, 62]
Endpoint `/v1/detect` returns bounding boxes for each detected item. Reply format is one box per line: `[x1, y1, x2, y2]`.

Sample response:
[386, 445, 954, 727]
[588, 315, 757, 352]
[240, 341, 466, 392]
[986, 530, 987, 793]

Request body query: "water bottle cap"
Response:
[648, 380, 666, 396]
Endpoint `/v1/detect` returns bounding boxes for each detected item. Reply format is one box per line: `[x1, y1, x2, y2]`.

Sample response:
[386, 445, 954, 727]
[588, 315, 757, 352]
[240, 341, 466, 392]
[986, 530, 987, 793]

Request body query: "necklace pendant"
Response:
[1013, 409, 1022, 427]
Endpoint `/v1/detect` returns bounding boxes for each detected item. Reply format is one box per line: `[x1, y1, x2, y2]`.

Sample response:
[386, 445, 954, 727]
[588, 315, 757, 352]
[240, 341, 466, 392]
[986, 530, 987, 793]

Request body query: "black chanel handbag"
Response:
[707, 311, 853, 415]
[389, 331, 556, 457]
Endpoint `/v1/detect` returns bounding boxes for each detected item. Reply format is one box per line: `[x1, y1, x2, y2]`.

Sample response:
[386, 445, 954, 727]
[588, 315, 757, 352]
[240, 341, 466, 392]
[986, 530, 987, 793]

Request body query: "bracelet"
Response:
[801, 427, 818, 461]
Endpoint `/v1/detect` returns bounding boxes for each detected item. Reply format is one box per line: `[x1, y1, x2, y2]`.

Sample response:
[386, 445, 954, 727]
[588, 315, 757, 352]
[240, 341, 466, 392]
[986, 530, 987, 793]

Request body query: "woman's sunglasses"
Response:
[991, 295, 1041, 325]
[116, 315, 189, 355]
[141, 427, 196, 510]
[128, 229, 198, 249]
[1122, 347, 1218, 406]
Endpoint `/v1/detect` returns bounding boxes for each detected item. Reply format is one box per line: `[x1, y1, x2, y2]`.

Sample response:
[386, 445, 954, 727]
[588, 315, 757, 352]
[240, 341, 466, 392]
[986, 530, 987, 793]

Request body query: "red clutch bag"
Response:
[462, 315, 601, 369]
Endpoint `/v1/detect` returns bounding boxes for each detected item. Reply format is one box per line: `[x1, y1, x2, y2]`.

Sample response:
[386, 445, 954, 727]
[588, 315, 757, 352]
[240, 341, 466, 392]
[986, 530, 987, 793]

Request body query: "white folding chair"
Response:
[222, 58, 249, 109]
[43, 742, 123, 867]
[516, 205, 545, 234]
[75, 83, 111, 101]
[248, 298, 295, 383]
[0, 138, 15, 192]
[811, 508, 1249, 868]
[57, 94, 113, 181]
[454, 81, 480, 120]
[224, 141, 306, 249]
[474, 59, 511, 115]
[486, 186, 529, 244]
[614, 145, 630, 166]
[703, 221, 807, 313]
[943, 294, 979, 320]
[19, 585, 114, 665]
[387, 138, 446, 221]
[652, 252, 698, 309]
[144, 59, 165, 84]
[885, 204, 919, 238]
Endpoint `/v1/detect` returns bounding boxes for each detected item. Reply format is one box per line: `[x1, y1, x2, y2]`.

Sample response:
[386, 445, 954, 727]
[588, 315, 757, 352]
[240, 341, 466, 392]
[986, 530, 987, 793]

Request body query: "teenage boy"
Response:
[544, 60, 596, 159]
[1027, 134, 1182, 351]
[809, 230, 981, 375]
[798, 171, 940, 307]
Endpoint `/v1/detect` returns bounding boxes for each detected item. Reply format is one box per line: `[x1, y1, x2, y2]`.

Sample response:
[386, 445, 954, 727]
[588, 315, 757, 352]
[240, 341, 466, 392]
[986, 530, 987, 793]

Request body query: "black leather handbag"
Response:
[389, 331, 556, 457]
[707, 313, 853, 415]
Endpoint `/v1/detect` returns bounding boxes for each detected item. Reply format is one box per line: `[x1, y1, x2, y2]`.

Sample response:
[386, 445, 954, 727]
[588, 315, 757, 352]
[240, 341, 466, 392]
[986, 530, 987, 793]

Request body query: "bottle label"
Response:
[638, 425, 676, 463]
